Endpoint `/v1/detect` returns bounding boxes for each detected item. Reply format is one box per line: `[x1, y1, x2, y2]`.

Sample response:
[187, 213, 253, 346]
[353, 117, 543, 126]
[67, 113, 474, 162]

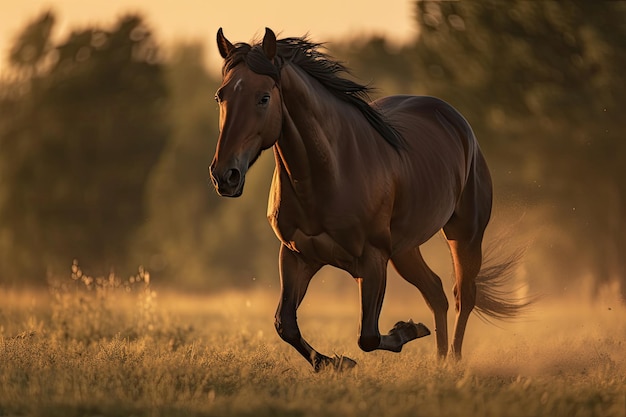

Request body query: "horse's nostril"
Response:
[224, 168, 241, 187]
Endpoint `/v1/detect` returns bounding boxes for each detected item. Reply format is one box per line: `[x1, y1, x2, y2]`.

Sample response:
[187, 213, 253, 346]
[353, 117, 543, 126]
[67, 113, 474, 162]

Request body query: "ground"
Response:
[0, 273, 624, 417]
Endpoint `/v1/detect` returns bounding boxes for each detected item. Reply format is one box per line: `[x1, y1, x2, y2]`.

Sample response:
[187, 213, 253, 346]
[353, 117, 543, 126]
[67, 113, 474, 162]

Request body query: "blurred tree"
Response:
[8, 11, 55, 76]
[0, 12, 169, 283]
[336, 35, 414, 95]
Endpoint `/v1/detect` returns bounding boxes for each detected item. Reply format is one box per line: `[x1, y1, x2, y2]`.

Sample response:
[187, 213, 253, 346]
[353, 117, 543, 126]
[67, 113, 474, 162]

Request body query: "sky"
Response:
[0, 0, 418, 74]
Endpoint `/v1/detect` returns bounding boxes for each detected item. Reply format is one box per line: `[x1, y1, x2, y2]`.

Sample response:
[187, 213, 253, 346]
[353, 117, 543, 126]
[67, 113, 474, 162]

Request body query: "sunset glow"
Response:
[0, 0, 416, 74]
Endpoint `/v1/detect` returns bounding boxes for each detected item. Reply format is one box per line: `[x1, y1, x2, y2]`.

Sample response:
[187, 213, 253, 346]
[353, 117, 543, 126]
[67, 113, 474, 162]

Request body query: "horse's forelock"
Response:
[222, 41, 280, 83]
[246, 46, 280, 82]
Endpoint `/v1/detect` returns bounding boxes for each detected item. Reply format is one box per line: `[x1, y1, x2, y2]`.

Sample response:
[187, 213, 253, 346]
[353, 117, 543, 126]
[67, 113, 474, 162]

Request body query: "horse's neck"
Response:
[275, 65, 352, 189]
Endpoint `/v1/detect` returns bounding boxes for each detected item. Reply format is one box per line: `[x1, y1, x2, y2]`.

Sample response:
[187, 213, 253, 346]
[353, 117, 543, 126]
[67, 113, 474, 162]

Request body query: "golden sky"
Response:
[0, 0, 417, 74]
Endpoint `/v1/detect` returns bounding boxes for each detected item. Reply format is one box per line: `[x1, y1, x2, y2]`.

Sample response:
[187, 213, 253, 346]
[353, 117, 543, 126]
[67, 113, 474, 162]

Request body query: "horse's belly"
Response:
[390, 220, 445, 254]
[286, 228, 360, 269]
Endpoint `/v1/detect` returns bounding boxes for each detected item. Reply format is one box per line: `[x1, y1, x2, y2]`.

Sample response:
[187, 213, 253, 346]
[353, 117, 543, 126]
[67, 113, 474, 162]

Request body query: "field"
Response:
[1, 268, 625, 417]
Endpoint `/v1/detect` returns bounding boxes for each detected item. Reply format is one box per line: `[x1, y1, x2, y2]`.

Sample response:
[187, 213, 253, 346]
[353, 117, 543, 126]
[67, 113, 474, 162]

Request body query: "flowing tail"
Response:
[474, 245, 532, 322]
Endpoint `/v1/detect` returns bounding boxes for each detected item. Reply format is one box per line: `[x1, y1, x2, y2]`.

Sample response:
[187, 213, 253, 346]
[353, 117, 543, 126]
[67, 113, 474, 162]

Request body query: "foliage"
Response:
[48, 260, 160, 342]
[0, 12, 169, 283]
[8, 11, 55, 75]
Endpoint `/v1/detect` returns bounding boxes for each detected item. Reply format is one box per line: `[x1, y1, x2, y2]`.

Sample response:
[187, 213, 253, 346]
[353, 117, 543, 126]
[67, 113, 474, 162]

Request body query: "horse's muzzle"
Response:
[209, 166, 244, 198]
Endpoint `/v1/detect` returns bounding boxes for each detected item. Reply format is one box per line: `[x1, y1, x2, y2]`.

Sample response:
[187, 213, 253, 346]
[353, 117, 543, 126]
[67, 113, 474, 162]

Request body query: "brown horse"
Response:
[210, 28, 525, 371]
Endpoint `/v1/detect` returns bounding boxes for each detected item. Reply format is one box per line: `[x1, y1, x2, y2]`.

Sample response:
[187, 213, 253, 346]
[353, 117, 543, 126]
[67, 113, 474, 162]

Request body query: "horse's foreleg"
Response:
[357, 253, 430, 353]
[275, 245, 355, 371]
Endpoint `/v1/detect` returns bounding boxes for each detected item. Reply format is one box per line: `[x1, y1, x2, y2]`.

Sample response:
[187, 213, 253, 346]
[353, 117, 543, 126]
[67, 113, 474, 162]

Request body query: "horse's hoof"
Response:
[333, 355, 357, 371]
[390, 319, 431, 341]
[412, 320, 431, 338]
[316, 355, 357, 372]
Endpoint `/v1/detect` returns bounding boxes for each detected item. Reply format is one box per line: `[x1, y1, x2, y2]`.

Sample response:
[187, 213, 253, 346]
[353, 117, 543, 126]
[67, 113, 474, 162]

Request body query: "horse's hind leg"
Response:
[443, 149, 492, 358]
[391, 247, 449, 357]
[445, 237, 483, 358]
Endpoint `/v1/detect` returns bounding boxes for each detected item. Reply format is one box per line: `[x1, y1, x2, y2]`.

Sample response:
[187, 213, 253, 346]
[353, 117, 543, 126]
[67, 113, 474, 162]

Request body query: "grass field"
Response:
[1, 268, 625, 417]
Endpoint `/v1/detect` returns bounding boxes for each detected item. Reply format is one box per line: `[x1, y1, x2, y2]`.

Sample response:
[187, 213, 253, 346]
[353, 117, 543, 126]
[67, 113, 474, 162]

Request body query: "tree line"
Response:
[0, 1, 624, 299]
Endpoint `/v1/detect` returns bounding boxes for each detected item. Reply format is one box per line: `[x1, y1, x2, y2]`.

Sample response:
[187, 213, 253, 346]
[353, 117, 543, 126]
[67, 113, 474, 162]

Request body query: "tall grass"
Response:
[0, 265, 625, 417]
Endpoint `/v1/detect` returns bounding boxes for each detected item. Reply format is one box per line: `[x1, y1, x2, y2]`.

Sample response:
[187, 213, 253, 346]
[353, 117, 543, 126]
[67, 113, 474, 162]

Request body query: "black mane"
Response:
[222, 36, 405, 151]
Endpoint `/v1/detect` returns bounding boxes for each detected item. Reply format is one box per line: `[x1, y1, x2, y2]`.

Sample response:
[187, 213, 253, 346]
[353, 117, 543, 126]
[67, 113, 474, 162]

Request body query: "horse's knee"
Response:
[358, 334, 380, 352]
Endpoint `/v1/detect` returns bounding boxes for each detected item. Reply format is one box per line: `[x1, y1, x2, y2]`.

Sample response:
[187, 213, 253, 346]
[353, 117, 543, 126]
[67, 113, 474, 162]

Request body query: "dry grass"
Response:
[1, 271, 625, 417]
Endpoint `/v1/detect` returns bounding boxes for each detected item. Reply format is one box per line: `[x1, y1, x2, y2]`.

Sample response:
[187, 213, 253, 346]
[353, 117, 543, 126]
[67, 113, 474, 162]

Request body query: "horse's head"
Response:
[209, 28, 283, 197]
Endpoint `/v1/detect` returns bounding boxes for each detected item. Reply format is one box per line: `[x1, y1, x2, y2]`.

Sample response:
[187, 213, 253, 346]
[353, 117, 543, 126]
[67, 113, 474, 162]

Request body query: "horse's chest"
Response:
[270, 213, 364, 268]
[267, 183, 366, 271]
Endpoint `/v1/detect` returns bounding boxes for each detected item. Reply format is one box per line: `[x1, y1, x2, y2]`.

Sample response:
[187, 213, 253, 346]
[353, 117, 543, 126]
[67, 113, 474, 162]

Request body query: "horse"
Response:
[209, 28, 526, 371]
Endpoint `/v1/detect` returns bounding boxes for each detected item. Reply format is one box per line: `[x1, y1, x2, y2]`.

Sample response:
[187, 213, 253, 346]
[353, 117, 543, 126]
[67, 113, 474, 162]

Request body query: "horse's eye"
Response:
[258, 94, 270, 107]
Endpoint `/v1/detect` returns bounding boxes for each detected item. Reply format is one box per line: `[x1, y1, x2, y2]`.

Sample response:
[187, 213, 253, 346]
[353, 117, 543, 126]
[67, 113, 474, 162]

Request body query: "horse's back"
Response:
[376, 95, 474, 145]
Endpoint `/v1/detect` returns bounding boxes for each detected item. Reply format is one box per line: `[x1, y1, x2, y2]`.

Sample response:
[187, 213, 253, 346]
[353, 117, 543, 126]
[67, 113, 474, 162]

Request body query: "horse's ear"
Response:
[217, 27, 234, 59]
[262, 27, 277, 61]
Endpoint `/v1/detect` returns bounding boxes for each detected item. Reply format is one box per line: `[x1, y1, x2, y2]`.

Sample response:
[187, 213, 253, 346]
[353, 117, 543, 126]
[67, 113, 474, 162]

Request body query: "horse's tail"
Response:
[474, 245, 532, 322]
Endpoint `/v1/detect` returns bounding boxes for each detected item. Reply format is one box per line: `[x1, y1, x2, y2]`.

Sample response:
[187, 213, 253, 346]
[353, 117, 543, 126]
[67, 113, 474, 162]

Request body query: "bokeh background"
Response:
[0, 1, 624, 301]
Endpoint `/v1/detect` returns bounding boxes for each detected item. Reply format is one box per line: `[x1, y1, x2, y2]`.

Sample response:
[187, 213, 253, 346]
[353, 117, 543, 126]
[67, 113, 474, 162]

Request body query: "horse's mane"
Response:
[222, 36, 405, 151]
